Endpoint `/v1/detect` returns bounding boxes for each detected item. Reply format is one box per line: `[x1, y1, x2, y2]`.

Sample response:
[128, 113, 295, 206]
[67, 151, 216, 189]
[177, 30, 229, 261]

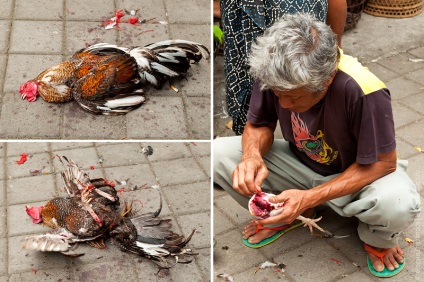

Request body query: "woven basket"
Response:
[345, 0, 367, 31]
[364, 0, 424, 18]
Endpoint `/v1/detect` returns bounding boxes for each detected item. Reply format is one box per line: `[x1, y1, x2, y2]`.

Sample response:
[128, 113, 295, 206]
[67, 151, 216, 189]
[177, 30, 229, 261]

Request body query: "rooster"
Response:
[19, 40, 209, 115]
[23, 156, 196, 268]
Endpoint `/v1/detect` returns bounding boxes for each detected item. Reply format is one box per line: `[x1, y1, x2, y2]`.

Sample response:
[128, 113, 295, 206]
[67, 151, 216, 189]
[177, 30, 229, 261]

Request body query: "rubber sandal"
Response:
[364, 243, 405, 278]
[242, 211, 316, 248]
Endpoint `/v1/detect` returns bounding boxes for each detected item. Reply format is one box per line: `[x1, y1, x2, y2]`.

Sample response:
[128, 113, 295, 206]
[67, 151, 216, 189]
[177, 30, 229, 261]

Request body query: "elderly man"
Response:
[214, 13, 420, 278]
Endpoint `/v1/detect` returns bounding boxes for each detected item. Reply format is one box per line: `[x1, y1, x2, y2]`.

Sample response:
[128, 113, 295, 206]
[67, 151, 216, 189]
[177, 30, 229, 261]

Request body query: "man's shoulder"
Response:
[337, 50, 386, 96]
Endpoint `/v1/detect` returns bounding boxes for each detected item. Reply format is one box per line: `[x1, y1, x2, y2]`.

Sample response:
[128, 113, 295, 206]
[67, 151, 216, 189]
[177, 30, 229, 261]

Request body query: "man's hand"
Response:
[257, 189, 310, 225]
[231, 155, 268, 196]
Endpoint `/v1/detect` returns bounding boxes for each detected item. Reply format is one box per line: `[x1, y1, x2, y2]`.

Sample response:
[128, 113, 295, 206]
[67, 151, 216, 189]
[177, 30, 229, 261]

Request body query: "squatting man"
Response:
[214, 13, 420, 278]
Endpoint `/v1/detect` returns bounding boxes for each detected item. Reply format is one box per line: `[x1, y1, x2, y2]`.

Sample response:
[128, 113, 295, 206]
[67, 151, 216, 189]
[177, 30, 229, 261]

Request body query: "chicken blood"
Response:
[250, 193, 273, 218]
[16, 153, 28, 165]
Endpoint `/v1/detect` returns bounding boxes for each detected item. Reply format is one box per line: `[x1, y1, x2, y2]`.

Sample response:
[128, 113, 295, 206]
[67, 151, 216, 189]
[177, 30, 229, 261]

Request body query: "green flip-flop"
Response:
[242, 210, 318, 248]
[364, 243, 405, 278]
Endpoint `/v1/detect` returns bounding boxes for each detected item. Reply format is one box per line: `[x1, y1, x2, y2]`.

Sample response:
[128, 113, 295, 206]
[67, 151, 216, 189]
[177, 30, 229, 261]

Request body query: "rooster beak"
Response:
[21, 93, 26, 100]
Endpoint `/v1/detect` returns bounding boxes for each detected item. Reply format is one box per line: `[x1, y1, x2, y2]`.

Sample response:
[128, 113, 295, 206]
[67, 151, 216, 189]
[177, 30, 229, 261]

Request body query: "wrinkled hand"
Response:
[231, 156, 268, 196]
[257, 189, 309, 226]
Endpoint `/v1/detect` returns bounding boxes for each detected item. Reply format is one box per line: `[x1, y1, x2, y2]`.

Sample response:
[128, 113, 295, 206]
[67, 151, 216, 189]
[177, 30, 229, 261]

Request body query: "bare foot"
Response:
[242, 208, 314, 244]
[367, 245, 404, 272]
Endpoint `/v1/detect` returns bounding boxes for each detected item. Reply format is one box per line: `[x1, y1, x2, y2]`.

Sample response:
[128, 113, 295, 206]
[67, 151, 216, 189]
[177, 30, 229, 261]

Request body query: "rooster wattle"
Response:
[19, 40, 209, 115]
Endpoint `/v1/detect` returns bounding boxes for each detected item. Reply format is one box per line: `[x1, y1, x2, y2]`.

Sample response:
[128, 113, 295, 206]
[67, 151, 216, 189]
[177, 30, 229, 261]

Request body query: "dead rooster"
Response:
[19, 40, 209, 115]
[23, 156, 196, 268]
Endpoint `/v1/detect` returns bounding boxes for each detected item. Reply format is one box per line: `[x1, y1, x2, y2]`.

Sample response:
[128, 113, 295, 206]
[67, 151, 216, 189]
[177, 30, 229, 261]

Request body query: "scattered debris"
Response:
[115, 178, 130, 185]
[332, 234, 351, 239]
[191, 142, 197, 146]
[226, 120, 233, 129]
[217, 273, 234, 282]
[352, 262, 360, 268]
[414, 146, 424, 153]
[170, 85, 179, 92]
[141, 146, 154, 156]
[341, 274, 349, 278]
[30, 166, 46, 176]
[221, 246, 229, 250]
[158, 21, 168, 25]
[371, 57, 381, 63]
[405, 237, 414, 246]
[16, 153, 28, 165]
[31, 267, 37, 274]
[137, 29, 155, 36]
[409, 58, 424, 63]
[331, 258, 342, 265]
[102, 10, 125, 30]
[150, 184, 160, 189]
[98, 157, 104, 164]
[90, 166, 95, 170]
[254, 261, 286, 274]
[125, 17, 139, 25]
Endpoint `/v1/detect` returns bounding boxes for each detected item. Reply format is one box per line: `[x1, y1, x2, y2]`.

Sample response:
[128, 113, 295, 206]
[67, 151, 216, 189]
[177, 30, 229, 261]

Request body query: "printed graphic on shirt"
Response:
[291, 112, 338, 165]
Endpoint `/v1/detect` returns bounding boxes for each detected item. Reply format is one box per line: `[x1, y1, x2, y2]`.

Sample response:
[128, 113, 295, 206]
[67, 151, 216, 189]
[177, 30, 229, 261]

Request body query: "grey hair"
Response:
[248, 13, 339, 94]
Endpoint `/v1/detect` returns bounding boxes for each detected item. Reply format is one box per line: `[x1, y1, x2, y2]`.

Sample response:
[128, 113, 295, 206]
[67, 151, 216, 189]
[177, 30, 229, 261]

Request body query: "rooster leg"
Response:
[82, 201, 103, 227]
[296, 215, 333, 237]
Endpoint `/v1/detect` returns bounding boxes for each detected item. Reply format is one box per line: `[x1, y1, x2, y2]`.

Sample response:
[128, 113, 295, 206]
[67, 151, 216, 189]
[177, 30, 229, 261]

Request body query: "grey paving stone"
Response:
[162, 182, 210, 214]
[96, 142, 149, 167]
[3, 54, 62, 93]
[62, 103, 127, 140]
[0, 207, 5, 237]
[65, 21, 118, 54]
[0, 161, 4, 181]
[365, 62, 399, 83]
[15, 0, 63, 20]
[0, 55, 5, 92]
[145, 142, 191, 162]
[118, 24, 169, 47]
[185, 97, 211, 139]
[234, 264, 290, 281]
[73, 260, 139, 282]
[397, 119, 424, 150]
[66, 0, 115, 21]
[53, 147, 99, 171]
[169, 23, 210, 50]
[0, 238, 5, 276]
[165, 0, 210, 24]
[9, 235, 67, 274]
[133, 259, 173, 282]
[7, 174, 56, 205]
[408, 46, 424, 58]
[405, 154, 424, 197]
[7, 202, 48, 237]
[9, 268, 74, 282]
[392, 101, 422, 129]
[0, 94, 62, 139]
[50, 142, 94, 151]
[119, 0, 167, 22]
[0, 0, 12, 19]
[214, 208, 236, 235]
[214, 195, 251, 225]
[103, 163, 157, 189]
[396, 138, 420, 160]
[333, 270, 381, 282]
[170, 62, 211, 99]
[197, 156, 210, 178]
[151, 158, 207, 186]
[6, 152, 51, 179]
[9, 21, 62, 53]
[0, 21, 10, 54]
[398, 92, 424, 117]
[195, 247, 211, 280]
[6, 142, 49, 157]
[177, 212, 210, 248]
[273, 240, 355, 282]
[164, 261, 205, 282]
[126, 96, 189, 139]
[189, 142, 210, 157]
[379, 53, 424, 75]
[385, 77, 422, 101]
[214, 229, 267, 274]
[406, 67, 424, 85]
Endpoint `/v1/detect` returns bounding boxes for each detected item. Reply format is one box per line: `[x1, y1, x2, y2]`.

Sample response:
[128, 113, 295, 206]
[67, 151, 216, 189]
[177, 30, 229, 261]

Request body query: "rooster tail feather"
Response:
[74, 92, 145, 115]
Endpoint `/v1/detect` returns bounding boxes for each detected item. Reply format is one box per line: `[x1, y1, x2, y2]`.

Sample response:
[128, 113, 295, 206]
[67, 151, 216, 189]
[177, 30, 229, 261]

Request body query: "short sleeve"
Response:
[246, 80, 278, 126]
[350, 87, 396, 164]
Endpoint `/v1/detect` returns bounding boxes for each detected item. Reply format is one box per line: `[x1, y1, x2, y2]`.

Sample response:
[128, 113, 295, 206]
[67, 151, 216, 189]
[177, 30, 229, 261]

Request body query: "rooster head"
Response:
[19, 81, 39, 102]
[25, 205, 44, 224]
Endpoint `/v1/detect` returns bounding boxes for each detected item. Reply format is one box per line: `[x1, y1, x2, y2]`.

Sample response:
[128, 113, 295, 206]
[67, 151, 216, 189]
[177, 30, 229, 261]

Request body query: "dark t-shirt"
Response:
[247, 50, 396, 176]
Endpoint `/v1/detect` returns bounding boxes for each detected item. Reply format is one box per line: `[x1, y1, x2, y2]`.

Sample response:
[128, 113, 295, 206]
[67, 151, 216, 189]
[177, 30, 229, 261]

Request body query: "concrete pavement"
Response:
[213, 12, 424, 282]
[0, 141, 211, 281]
[0, 0, 211, 140]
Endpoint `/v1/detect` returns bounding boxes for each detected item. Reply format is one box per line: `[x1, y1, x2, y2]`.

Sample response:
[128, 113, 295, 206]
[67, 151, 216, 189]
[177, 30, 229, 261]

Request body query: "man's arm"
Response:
[231, 121, 276, 196]
[258, 149, 397, 225]
[327, 0, 347, 47]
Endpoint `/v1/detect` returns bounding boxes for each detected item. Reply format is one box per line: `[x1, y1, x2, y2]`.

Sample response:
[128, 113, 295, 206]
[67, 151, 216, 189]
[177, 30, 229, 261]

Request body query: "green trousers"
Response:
[214, 136, 421, 248]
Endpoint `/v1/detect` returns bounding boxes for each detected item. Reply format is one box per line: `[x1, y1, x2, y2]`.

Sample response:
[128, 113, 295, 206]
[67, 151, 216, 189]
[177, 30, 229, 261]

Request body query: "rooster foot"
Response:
[87, 238, 106, 249]
[296, 215, 333, 237]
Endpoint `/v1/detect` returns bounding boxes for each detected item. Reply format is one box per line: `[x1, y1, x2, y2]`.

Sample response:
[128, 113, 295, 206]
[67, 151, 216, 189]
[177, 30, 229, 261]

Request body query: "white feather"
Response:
[102, 95, 145, 108]
[151, 62, 179, 77]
